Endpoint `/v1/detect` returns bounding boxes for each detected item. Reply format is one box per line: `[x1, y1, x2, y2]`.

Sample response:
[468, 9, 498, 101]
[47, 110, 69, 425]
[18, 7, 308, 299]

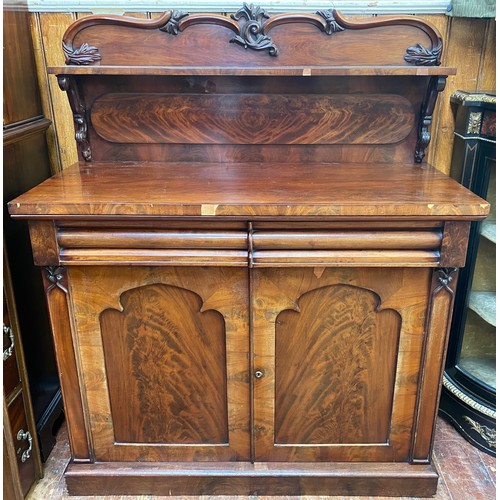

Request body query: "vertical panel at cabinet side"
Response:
[68, 266, 250, 462]
[411, 268, 459, 462]
[41, 267, 92, 461]
[252, 267, 431, 462]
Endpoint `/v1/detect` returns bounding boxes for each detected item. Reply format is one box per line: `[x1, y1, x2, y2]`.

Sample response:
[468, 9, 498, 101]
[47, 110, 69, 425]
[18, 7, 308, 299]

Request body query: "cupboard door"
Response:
[68, 266, 250, 461]
[252, 267, 431, 462]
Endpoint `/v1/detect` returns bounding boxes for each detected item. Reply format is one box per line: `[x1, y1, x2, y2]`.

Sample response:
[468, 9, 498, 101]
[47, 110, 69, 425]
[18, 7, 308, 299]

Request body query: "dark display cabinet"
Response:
[3, 8, 64, 463]
[4, 245, 43, 499]
[440, 90, 496, 456]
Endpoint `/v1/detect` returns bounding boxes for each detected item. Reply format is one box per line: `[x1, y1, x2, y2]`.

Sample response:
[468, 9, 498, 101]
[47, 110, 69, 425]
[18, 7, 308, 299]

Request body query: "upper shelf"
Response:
[48, 65, 457, 77]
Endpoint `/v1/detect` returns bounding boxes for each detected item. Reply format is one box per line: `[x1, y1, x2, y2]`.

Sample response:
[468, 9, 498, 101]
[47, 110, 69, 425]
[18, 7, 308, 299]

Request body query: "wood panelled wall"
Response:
[29, 12, 495, 175]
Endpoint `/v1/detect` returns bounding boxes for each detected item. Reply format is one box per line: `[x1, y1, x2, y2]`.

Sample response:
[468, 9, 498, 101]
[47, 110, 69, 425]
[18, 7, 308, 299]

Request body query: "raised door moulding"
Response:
[100, 283, 228, 445]
[61, 5, 443, 64]
[274, 284, 401, 446]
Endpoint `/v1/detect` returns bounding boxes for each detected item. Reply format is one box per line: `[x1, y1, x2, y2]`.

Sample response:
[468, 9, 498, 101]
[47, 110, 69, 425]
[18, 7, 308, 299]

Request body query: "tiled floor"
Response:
[28, 417, 495, 499]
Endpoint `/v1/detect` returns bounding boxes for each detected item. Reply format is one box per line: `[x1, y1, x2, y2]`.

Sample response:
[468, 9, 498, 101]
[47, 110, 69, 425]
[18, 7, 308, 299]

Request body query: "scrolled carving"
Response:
[230, 3, 278, 57]
[415, 75, 446, 163]
[159, 10, 189, 35]
[44, 266, 68, 294]
[415, 118, 431, 163]
[62, 41, 102, 65]
[57, 76, 92, 161]
[404, 39, 442, 66]
[316, 10, 345, 35]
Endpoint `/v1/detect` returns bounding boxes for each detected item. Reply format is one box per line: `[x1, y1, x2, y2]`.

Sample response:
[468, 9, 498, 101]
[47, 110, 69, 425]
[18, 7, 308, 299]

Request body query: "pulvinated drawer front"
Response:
[55, 225, 444, 267]
[57, 228, 249, 266]
[250, 228, 442, 266]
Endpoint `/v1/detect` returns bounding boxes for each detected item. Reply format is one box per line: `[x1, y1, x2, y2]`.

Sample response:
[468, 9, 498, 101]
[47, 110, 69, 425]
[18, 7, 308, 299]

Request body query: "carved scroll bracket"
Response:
[44, 266, 68, 294]
[415, 75, 447, 163]
[58, 75, 92, 162]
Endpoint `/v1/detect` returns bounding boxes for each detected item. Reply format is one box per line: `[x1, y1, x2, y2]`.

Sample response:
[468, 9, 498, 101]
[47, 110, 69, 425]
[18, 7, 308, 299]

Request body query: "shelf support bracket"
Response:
[415, 75, 447, 163]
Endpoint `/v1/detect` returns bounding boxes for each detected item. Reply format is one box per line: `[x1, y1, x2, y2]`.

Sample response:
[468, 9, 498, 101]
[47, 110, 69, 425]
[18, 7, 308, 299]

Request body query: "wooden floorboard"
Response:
[27, 417, 495, 499]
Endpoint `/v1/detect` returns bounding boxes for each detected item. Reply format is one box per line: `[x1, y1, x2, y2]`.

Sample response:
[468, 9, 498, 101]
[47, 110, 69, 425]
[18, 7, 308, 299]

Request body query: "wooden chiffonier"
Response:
[8, 7, 489, 497]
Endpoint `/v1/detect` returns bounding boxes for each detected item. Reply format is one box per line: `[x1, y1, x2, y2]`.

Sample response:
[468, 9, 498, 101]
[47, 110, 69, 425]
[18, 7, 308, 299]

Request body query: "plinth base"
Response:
[65, 460, 438, 497]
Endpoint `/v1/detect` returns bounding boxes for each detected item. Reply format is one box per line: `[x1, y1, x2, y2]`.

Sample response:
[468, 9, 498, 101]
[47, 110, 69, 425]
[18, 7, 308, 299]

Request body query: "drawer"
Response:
[30, 220, 469, 268]
[57, 227, 248, 266]
[7, 392, 36, 497]
[250, 226, 443, 267]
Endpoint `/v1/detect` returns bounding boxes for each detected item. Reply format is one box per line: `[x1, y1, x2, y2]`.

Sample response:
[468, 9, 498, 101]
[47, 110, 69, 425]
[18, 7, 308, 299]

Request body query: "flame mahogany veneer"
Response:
[8, 6, 488, 497]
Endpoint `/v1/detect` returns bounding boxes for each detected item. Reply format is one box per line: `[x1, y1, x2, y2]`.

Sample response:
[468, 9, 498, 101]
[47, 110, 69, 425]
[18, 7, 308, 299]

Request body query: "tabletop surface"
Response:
[9, 161, 489, 219]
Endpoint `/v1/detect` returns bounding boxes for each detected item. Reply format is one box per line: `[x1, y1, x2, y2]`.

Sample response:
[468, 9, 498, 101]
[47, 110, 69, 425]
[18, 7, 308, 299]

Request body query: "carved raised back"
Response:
[61, 9, 443, 68]
[52, 7, 455, 164]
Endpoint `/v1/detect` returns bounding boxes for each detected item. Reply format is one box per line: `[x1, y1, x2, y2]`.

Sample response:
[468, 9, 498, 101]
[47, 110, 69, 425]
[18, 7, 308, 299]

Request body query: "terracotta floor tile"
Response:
[433, 418, 464, 443]
[433, 437, 496, 500]
[27, 417, 495, 499]
[479, 450, 497, 484]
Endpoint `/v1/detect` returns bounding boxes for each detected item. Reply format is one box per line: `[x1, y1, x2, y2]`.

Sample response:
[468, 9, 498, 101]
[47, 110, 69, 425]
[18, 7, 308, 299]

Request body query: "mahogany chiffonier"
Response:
[8, 6, 489, 497]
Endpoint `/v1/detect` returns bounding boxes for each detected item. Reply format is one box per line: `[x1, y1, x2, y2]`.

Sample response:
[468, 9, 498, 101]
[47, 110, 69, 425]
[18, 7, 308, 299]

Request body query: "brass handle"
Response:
[255, 370, 264, 379]
[16, 429, 33, 463]
[3, 324, 14, 360]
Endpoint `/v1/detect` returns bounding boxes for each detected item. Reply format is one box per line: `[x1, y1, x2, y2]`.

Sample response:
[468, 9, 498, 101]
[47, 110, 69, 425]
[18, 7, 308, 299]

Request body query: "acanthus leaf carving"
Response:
[159, 10, 189, 35]
[316, 10, 345, 35]
[57, 76, 92, 161]
[230, 3, 278, 57]
[63, 41, 102, 66]
[404, 39, 442, 66]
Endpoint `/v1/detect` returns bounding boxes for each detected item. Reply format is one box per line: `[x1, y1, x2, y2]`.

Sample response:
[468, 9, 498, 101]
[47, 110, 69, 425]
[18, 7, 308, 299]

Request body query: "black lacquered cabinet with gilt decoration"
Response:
[440, 90, 496, 456]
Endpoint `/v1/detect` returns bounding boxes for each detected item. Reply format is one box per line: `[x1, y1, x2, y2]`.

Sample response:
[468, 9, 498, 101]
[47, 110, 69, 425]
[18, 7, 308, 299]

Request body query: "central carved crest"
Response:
[230, 3, 278, 56]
